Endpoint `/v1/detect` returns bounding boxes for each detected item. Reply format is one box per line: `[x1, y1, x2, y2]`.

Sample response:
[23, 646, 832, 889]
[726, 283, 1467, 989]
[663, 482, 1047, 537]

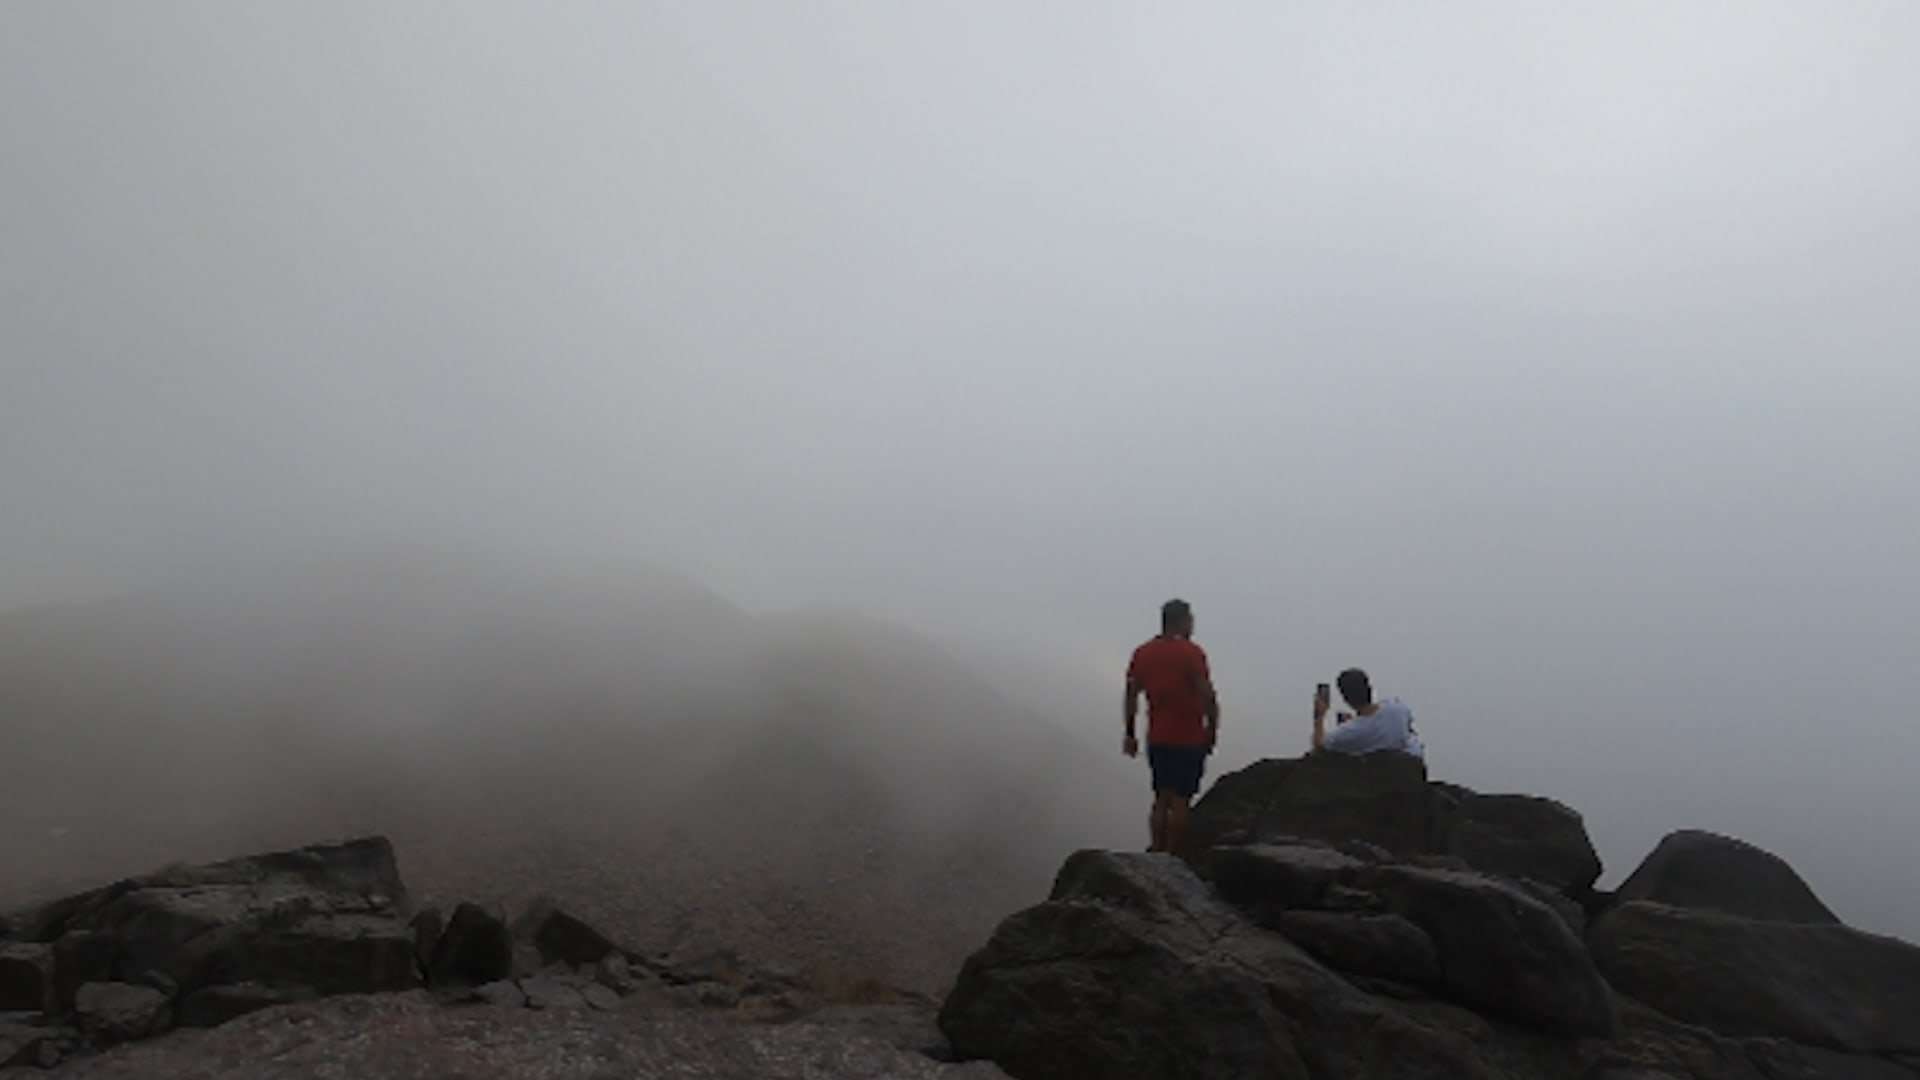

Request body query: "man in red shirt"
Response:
[1125, 598, 1221, 855]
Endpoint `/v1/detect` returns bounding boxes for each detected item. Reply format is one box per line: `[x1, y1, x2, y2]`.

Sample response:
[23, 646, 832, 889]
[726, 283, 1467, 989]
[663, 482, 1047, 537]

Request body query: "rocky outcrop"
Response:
[1140, 841, 1613, 1037]
[1614, 830, 1841, 924]
[1443, 792, 1604, 896]
[1189, 752, 1441, 857]
[1351, 863, 1615, 1035]
[0, 836, 845, 1070]
[1590, 901, 1920, 1054]
[944, 754, 1920, 1080]
[0, 836, 419, 1041]
[1190, 753, 1604, 904]
[940, 850, 1531, 1079]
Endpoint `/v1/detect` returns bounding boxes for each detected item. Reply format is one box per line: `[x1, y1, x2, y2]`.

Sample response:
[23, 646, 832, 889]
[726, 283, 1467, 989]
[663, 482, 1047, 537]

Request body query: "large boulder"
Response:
[1206, 844, 1614, 1037]
[1190, 753, 1442, 856]
[1351, 864, 1614, 1037]
[1443, 793, 1603, 896]
[1614, 831, 1839, 924]
[1205, 842, 1367, 913]
[940, 850, 1550, 1080]
[0, 837, 420, 1040]
[1268, 910, 1440, 984]
[0, 943, 53, 1012]
[513, 897, 625, 967]
[1590, 901, 1920, 1053]
[1190, 756, 1606, 906]
[426, 903, 513, 987]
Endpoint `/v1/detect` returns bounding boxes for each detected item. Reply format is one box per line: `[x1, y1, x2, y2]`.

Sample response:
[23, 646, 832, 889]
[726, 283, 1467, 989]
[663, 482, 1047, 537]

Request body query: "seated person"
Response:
[1312, 667, 1424, 759]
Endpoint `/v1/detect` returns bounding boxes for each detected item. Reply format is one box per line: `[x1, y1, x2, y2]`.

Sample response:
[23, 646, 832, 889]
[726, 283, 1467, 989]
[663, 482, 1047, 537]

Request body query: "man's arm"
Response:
[1311, 691, 1329, 751]
[1123, 677, 1141, 757]
[1200, 674, 1221, 747]
[1319, 713, 1375, 754]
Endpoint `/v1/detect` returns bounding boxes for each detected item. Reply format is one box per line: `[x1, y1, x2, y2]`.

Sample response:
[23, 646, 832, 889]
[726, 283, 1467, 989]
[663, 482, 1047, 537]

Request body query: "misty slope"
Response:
[0, 555, 1133, 991]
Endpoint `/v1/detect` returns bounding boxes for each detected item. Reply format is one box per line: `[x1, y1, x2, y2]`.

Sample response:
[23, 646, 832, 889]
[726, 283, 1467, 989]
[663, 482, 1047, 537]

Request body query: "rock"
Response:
[409, 907, 443, 970]
[1189, 752, 1442, 855]
[1615, 831, 1840, 924]
[52, 932, 118, 1011]
[1354, 864, 1615, 1037]
[0, 944, 53, 1012]
[131, 969, 178, 998]
[512, 898, 622, 967]
[1204, 842, 1366, 912]
[1444, 793, 1604, 896]
[21, 837, 420, 1001]
[425, 903, 511, 987]
[1269, 910, 1441, 983]
[582, 984, 622, 1011]
[73, 982, 170, 1044]
[940, 850, 1534, 1080]
[175, 981, 316, 1028]
[1583, 996, 1776, 1080]
[1, 1017, 72, 1069]
[184, 913, 420, 996]
[471, 979, 528, 1009]
[520, 975, 588, 1011]
[511, 943, 545, 979]
[1514, 878, 1588, 936]
[1750, 1042, 1920, 1080]
[595, 953, 636, 993]
[1590, 902, 1920, 1053]
[1207, 843, 1612, 1037]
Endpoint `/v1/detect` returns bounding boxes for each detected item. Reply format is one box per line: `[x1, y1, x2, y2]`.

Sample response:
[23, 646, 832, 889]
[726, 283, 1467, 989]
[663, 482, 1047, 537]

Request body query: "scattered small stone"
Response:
[472, 980, 528, 1009]
[74, 981, 170, 1044]
[519, 976, 588, 1011]
[595, 953, 635, 993]
[694, 982, 740, 1009]
[1, 1018, 64, 1069]
[511, 943, 546, 979]
[176, 982, 316, 1028]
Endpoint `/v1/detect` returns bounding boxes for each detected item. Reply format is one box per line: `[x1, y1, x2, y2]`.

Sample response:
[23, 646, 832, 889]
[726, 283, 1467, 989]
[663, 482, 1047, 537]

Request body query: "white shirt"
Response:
[1322, 697, 1425, 759]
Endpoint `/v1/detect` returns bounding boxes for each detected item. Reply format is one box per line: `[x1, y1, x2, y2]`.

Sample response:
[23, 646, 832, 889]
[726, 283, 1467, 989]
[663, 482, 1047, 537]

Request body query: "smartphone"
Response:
[1316, 682, 1330, 700]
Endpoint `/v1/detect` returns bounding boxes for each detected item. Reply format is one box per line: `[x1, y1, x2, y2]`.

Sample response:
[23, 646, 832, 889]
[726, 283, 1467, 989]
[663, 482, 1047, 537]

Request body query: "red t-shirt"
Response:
[1127, 636, 1212, 747]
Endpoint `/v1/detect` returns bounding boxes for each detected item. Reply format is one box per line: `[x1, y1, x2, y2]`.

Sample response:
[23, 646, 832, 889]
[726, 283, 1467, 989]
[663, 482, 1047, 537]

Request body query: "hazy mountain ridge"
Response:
[0, 555, 1134, 992]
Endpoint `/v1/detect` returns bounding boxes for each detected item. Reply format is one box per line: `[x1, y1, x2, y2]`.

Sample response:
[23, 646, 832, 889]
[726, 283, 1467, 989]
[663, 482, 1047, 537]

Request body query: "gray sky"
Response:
[4, 4, 1918, 931]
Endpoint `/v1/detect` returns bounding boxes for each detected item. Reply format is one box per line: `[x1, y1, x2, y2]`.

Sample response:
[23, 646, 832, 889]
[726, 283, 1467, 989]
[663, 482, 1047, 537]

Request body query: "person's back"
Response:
[1129, 635, 1212, 749]
[1124, 599, 1220, 855]
[1312, 668, 1424, 759]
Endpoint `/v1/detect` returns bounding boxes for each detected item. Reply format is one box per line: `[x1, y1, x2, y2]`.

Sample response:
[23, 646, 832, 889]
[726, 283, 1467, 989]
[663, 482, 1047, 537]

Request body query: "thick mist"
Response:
[4, 1, 1917, 949]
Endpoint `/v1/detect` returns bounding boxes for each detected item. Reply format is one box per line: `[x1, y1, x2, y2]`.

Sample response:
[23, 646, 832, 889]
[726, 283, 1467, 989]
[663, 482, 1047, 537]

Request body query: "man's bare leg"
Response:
[1149, 792, 1171, 852]
[1164, 796, 1192, 858]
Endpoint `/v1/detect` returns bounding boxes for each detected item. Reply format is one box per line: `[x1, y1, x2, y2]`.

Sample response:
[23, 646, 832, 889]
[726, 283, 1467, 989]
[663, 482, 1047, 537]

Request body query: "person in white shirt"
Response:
[1312, 668, 1424, 759]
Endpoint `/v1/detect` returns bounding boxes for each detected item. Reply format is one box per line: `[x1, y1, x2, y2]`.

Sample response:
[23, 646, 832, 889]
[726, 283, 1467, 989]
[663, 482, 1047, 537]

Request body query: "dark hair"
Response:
[1161, 598, 1192, 631]
[1336, 668, 1372, 707]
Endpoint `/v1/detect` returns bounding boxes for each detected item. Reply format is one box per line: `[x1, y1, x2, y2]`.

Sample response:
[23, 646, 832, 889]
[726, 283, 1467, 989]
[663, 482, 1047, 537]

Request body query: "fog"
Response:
[4, 1, 1917, 954]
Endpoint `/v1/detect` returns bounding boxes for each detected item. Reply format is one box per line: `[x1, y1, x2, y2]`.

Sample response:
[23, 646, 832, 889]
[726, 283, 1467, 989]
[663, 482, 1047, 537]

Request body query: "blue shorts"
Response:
[1148, 744, 1209, 798]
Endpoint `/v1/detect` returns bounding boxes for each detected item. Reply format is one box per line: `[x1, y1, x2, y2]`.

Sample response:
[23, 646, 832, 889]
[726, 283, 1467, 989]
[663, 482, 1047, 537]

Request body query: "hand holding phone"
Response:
[1314, 682, 1331, 720]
